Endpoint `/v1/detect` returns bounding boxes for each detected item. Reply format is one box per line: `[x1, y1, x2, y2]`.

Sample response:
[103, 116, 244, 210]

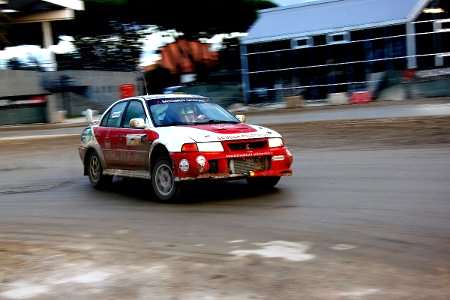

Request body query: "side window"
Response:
[100, 110, 111, 127]
[122, 100, 146, 128]
[105, 101, 127, 128]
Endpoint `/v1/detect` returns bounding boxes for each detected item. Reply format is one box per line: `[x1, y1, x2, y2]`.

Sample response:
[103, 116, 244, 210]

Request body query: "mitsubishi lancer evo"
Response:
[79, 94, 293, 201]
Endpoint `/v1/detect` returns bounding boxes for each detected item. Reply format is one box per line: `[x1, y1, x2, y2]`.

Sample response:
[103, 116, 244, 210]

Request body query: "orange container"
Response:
[351, 91, 372, 104]
[119, 84, 136, 99]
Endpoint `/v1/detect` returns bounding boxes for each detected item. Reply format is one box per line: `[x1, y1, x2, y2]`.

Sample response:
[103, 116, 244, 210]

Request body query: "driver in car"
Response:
[183, 106, 207, 123]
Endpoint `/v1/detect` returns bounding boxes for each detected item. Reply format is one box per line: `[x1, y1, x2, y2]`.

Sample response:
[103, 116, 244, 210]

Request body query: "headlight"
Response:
[268, 138, 283, 148]
[179, 159, 190, 172]
[81, 128, 93, 144]
[197, 142, 224, 152]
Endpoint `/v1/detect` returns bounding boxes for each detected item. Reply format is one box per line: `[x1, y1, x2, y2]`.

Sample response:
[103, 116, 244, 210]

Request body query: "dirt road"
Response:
[0, 117, 449, 300]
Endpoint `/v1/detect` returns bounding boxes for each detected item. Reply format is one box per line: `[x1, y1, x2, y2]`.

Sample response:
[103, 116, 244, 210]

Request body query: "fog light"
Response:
[196, 155, 209, 173]
[196, 155, 207, 167]
[179, 159, 189, 172]
[272, 155, 285, 161]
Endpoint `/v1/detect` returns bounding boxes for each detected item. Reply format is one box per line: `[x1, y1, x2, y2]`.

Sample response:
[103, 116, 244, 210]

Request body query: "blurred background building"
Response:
[0, 0, 86, 125]
[0, 0, 84, 49]
[241, 0, 450, 104]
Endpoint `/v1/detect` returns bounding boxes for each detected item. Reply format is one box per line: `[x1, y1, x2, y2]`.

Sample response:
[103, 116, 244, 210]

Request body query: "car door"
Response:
[118, 100, 157, 170]
[102, 101, 128, 169]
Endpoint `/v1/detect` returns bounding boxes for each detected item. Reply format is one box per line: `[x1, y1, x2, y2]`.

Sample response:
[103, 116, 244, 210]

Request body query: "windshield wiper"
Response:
[157, 121, 186, 127]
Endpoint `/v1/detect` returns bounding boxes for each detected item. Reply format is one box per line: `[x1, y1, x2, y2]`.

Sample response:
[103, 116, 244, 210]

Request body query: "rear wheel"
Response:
[87, 152, 112, 189]
[247, 176, 281, 188]
[151, 158, 182, 202]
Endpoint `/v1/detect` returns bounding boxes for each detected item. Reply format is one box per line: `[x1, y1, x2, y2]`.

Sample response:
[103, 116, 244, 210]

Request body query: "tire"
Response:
[87, 151, 112, 189]
[151, 158, 182, 202]
[247, 176, 281, 189]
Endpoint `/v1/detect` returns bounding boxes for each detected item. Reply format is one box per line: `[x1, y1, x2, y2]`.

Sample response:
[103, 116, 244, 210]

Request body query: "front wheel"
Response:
[87, 152, 112, 189]
[151, 159, 182, 202]
[247, 176, 281, 189]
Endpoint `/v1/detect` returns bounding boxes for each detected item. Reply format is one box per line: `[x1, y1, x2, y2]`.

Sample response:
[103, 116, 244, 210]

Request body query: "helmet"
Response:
[183, 106, 196, 122]
[184, 107, 195, 115]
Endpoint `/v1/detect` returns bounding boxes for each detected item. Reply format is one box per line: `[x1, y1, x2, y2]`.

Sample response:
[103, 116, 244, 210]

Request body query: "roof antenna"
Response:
[138, 68, 149, 96]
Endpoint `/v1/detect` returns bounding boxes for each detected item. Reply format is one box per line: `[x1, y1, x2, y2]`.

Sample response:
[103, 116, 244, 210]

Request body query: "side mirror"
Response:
[129, 118, 146, 129]
[236, 114, 246, 123]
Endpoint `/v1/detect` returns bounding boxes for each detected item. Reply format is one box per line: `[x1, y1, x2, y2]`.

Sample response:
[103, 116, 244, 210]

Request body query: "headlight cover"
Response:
[197, 142, 224, 152]
[268, 137, 284, 148]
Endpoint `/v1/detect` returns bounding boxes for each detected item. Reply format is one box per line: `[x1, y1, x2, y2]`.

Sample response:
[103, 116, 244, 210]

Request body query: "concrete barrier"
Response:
[0, 70, 141, 124]
[285, 96, 304, 108]
[327, 93, 349, 105]
[377, 85, 406, 101]
[0, 70, 45, 97]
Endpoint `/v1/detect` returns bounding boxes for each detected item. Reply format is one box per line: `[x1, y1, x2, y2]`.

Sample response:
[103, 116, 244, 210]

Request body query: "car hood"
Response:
[155, 123, 281, 143]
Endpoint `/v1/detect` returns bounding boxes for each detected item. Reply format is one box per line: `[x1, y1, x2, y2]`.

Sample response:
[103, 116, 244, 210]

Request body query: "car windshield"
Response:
[148, 100, 239, 127]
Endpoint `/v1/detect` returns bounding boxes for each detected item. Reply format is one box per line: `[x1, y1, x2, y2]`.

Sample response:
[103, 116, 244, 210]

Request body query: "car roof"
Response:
[140, 94, 208, 101]
[132, 93, 209, 106]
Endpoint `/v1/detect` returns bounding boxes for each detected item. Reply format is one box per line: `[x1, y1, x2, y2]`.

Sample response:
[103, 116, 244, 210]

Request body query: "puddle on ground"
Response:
[230, 241, 316, 262]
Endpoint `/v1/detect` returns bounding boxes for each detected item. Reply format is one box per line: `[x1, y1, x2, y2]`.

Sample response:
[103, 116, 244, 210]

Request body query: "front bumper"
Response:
[171, 146, 293, 181]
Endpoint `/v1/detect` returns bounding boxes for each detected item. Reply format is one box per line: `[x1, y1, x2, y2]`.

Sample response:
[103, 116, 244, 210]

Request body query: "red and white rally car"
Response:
[79, 94, 293, 201]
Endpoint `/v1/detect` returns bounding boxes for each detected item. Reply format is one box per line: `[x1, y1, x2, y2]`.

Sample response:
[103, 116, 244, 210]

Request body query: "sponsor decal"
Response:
[111, 112, 122, 119]
[217, 133, 269, 141]
[126, 134, 148, 146]
[226, 152, 271, 158]
[160, 99, 204, 104]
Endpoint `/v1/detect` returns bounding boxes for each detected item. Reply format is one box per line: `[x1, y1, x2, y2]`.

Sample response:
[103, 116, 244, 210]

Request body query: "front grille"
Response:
[229, 157, 269, 175]
[227, 140, 267, 151]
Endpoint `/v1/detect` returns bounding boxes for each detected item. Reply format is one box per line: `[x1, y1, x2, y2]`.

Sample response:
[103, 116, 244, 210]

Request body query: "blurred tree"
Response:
[61, 0, 276, 39]
[219, 37, 242, 71]
[55, 22, 145, 71]
[0, 12, 9, 49]
[134, 0, 276, 39]
[144, 65, 176, 94]
[6, 56, 44, 71]
[53, 0, 276, 72]
[6, 58, 25, 70]
[26, 55, 44, 71]
[199, 36, 244, 84]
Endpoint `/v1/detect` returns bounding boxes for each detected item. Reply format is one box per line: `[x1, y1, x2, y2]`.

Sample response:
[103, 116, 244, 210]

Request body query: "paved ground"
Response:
[1, 101, 450, 140]
[247, 102, 450, 125]
[0, 119, 449, 299]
